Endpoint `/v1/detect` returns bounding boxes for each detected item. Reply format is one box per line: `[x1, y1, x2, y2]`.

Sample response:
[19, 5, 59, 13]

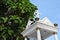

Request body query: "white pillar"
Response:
[36, 28, 41, 40]
[25, 37, 27, 40]
[54, 32, 58, 40]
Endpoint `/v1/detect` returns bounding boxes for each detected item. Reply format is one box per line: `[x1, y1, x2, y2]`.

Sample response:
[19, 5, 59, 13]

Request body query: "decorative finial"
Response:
[54, 23, 58, 27]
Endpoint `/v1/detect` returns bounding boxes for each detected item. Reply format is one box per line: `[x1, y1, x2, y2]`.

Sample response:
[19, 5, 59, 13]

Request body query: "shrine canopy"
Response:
[21, 10, 58, 40]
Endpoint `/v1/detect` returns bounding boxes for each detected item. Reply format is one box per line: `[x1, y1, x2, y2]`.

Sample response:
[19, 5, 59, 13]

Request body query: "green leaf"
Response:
[0, 0, 37, 40]
[0, 24, 5, 31]
[1, 17, 8, 23]
[16, 36, 19, 40]
[2, 36, 6, 40]
[8, 29, 13, 36]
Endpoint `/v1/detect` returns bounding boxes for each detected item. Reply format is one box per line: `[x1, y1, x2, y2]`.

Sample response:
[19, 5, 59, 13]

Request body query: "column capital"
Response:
[54, 32, 58, 40]
[35, 18, 39, 21]
[53, 32, 57, 34]
[24, 36, 27, 38]
[24, 36, 27, 40]
[36, 27, 41, 30]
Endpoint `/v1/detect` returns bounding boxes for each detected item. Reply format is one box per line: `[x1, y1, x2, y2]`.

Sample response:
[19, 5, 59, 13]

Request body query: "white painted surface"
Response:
[54, 34, 58, 40]
[25, 37, 27, 40]
[41, 17, 53, 26]
[26, 18, 33, 29]
[22, 22, 57, 36]
[37, 29, 41, 40]
[34, 10, 40, 18]
[21, 18, 58, 40]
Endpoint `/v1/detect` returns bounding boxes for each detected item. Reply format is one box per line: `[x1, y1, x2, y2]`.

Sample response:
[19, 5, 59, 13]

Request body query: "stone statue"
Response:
[34, 10, 40, 19]
[34, 10, 40, 21]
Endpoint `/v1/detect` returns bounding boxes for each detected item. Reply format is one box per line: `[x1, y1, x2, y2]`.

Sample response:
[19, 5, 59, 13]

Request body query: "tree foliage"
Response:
[0, 0, 37, 40]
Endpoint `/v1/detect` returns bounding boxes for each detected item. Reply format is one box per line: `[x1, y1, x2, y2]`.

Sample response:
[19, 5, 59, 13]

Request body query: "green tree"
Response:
[0, 0, 37, 40]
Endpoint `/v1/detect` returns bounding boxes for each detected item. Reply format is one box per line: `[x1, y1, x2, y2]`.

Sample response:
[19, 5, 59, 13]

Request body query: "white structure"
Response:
[26, 18, 33, 29]
[34, 10, 40, 19]
[21, 10, 58, 40]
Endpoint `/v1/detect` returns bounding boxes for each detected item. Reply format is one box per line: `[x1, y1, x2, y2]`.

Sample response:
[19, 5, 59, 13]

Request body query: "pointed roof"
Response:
[41, 17, 53, 26]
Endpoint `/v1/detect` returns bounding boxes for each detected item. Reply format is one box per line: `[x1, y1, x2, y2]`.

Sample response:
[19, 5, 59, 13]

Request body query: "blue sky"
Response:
[30, 0, 60, 40]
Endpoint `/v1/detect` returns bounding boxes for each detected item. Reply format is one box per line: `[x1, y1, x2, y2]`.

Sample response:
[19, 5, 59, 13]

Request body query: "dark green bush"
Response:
[0, 0, 37, 40]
